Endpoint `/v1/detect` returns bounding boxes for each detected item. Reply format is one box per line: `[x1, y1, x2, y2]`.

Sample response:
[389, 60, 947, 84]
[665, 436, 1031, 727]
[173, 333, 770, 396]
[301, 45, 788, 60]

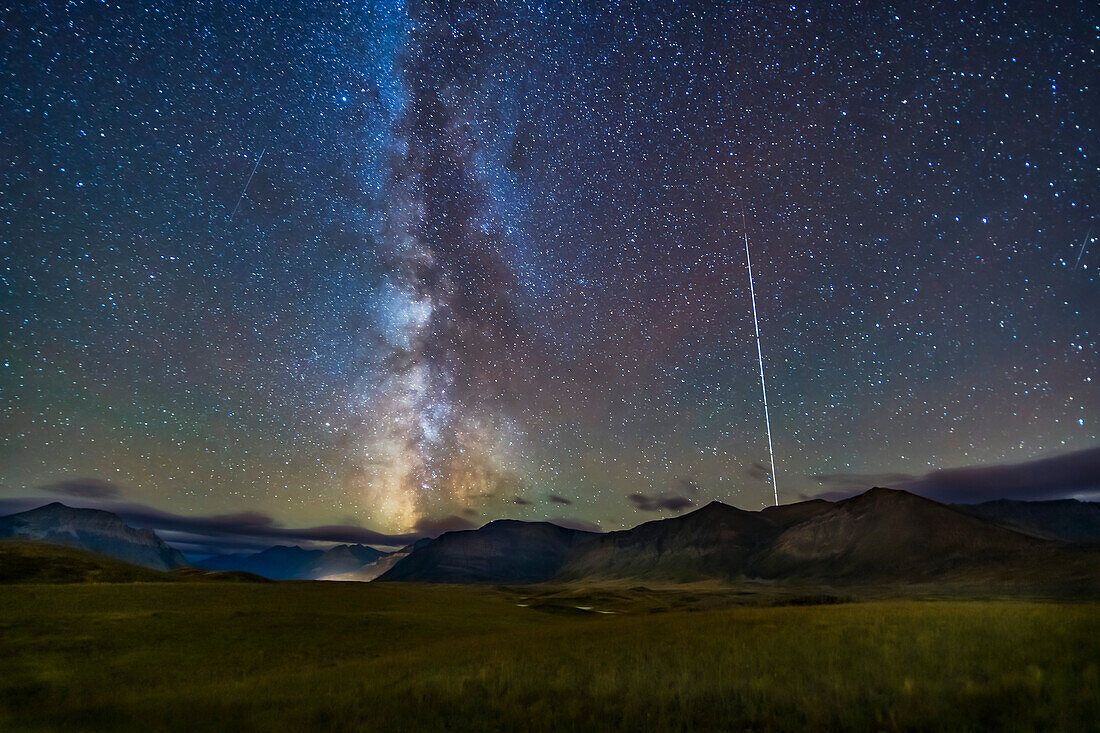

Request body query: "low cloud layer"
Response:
[744, 463, 771, 483]
[0, 494, 458, 556]
[38, 479, 125, 500]
[811, 472, 917, 494]
[110, 503, 429, 554]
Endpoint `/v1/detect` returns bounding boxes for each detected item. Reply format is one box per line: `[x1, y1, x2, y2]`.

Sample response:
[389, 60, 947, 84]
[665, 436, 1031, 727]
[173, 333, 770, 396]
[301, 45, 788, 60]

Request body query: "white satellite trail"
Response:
[229, 147, 266, 221]
[741, 210, 779, 506]
[1074, 227, 1092, 270]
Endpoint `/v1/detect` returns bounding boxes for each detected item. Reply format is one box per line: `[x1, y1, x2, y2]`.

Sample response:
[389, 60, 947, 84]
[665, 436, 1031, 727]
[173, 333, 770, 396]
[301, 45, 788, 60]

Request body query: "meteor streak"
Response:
[742, 210, 779, 506]
[229, 147, 266, 221]
[1074, 227, 1092, 270]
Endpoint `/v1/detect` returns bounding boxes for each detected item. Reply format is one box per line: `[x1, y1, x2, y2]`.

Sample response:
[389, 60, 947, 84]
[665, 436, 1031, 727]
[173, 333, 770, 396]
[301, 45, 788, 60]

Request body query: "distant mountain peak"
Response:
[378, 515, 595, 583]
[839, 486, 930, 508]
[25, 501, 121, 520]
[681, 500, 746, 519]
[196, 541, 386, 580]
[861, 486, 911, 497]
[0, 502, 187, 571]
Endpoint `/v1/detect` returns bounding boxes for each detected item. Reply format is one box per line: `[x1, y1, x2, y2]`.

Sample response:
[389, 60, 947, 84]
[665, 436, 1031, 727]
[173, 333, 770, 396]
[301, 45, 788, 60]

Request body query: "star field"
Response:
[1, 1, 1096, 533]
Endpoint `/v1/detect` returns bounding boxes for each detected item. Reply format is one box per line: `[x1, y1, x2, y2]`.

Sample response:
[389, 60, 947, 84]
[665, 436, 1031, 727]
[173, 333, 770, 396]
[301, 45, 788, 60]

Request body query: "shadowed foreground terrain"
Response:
[1, 583, 1097, 731]
[0, 542, 268, 584]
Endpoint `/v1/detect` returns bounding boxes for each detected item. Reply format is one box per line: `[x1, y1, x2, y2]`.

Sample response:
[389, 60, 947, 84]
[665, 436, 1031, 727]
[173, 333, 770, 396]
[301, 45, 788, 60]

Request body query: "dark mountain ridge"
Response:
[379, 520, 593, 583]
[955, 498, 1100, 544]
[379, 489, 1100, 590]
[751, 488, 1047, 581]
[556, 501, 778, 581]
[4, 492, 1097, 591]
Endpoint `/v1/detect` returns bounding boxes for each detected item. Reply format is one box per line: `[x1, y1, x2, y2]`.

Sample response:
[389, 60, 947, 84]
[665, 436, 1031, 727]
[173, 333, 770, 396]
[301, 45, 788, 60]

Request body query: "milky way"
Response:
[1, 1, 1095, 534]
[354, 1, 538, 528]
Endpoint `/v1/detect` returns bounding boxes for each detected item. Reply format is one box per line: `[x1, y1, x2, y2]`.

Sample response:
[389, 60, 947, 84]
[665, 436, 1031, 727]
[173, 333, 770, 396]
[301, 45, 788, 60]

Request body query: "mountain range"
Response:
[376, 489, 1100, 592]
[319, 538, 432, 581]
[0, 502, 390, 580]
[379, 521, 591, 583]
[1, 491, 1098, 592]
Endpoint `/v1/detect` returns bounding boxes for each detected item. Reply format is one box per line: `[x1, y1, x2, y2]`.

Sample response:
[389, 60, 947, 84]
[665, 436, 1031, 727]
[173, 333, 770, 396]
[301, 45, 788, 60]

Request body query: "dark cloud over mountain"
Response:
[628, 493, 695, 513]
[0, 496, 435, 555]
[38, 479, 125, 500]
[412, 515, 478, 535]
[812, 446, 1100, 503]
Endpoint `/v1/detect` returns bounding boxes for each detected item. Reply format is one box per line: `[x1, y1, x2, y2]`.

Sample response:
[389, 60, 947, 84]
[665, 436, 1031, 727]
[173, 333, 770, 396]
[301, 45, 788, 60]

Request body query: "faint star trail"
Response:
[229, 147, 265, 221]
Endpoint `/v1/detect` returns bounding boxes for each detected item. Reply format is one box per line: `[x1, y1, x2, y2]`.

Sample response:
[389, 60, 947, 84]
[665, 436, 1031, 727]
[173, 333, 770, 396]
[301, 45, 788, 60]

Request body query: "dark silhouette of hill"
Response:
[751, 488, 1047, 581]
[166, 567, 272, 583]
[954, 499, 1100, 543]
[0, 502, 187, 571]
[557, 502, 777, 581]
[759, 498, 833, 528]
[378, 520, 593, 583]
[197, 543, 386, 580]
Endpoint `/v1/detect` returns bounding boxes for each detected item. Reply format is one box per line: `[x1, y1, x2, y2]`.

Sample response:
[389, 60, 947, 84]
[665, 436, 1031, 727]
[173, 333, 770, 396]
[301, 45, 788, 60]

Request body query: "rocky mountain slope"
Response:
[0, 502, 187, 571]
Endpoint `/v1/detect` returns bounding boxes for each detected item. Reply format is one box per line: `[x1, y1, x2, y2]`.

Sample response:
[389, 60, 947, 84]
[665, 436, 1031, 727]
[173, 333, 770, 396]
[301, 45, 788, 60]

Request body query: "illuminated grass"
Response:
[1, 583, 1096, 731]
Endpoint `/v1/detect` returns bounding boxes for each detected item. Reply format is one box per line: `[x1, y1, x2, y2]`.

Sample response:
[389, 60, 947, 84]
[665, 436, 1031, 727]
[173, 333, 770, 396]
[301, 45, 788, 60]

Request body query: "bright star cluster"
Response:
[1, 1, 1095, 532]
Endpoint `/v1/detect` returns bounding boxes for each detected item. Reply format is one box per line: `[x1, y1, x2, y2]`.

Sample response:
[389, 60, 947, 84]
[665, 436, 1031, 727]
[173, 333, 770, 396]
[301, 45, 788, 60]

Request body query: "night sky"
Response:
[2, 1, 1096, 541]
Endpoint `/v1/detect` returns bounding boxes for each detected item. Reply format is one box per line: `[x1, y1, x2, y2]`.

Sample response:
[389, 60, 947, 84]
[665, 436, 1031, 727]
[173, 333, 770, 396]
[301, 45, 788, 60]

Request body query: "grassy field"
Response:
[1, 583, 1097, 732]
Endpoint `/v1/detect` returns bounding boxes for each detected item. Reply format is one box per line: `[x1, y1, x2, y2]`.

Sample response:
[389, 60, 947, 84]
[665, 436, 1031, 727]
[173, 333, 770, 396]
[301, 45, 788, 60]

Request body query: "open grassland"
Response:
[1, 583, 1097, 731]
